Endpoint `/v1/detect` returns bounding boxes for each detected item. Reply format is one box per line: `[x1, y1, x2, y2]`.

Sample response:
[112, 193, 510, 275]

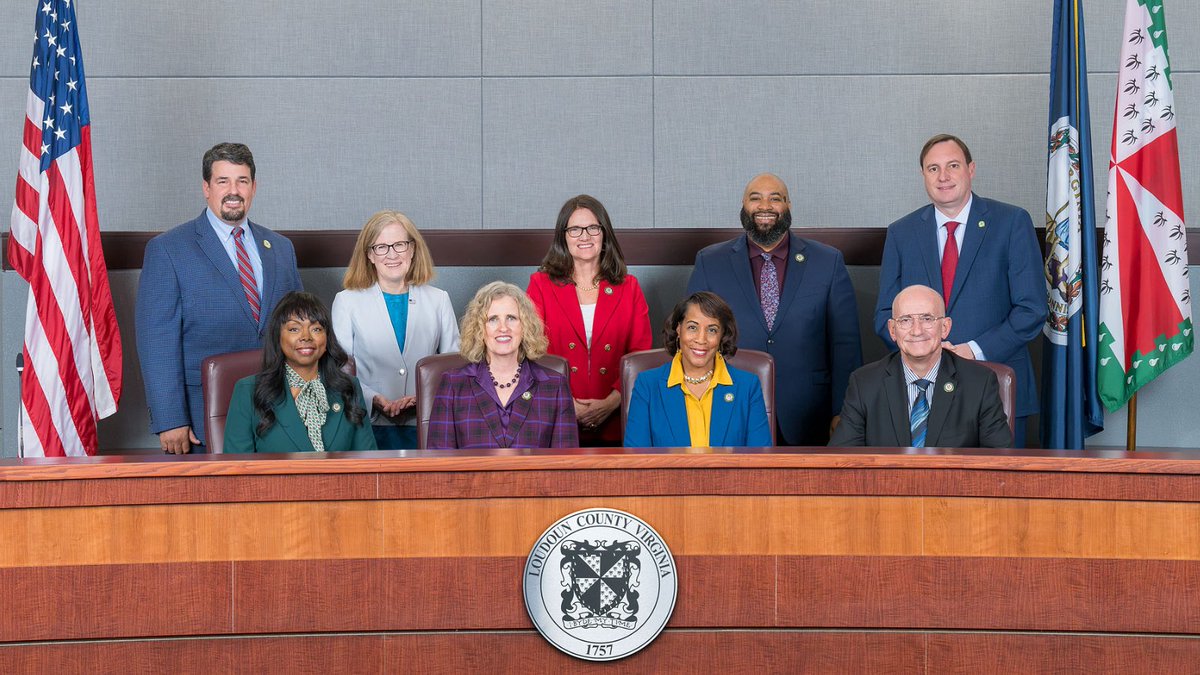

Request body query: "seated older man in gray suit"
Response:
[830, 284, 1011, 448]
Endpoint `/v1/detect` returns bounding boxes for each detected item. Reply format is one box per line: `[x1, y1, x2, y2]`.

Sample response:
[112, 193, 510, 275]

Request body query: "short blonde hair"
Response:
[459, 281, 549, 363]
[342, 210, 435, 290]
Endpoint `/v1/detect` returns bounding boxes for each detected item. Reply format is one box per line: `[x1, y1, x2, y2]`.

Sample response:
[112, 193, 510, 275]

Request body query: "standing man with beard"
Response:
[136, 143, 303, 453]
[687, 173, 862, 445]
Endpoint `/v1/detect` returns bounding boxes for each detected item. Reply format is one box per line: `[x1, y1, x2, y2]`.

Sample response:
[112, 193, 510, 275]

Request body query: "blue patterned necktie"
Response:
[910, 379, 931, 448]
[760, 253, 779, 330]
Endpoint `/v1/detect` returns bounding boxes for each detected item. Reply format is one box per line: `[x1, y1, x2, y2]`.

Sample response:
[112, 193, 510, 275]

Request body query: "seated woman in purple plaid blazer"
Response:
[426, 282, 579, 449]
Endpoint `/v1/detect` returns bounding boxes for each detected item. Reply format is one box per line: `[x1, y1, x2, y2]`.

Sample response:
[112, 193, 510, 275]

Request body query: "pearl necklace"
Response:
[490, 362, 522, 389]
[683, 369, 714, 385]
[575, 278, 600, 292]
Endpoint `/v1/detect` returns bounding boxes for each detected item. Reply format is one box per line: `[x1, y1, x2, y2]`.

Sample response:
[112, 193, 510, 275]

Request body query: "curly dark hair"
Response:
[252, 291, 366, 437]
[662, 291, 739, 358]
[538, 194, 628, 286]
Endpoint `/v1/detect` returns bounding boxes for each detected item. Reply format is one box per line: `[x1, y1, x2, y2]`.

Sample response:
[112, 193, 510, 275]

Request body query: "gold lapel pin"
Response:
[977, 221, 985, 228]
[604, 287, 613, 295]
[263, 239, 272, 249]
[521, 391, 533, 401]
[943, 382, 955, 393]
[724, 393, 734, 402]
[795, 253, 805, 263]
[332, 402, 342, 412]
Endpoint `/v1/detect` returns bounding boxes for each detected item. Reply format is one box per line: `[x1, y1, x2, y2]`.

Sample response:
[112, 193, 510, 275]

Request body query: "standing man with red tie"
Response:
[136, 143, 302, 453]
[875, 134, 1045, 446]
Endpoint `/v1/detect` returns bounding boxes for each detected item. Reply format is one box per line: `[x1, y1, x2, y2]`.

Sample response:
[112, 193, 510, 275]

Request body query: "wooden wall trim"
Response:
[4, 447, 1200, 481]
[4, 452, 1200, 508]
[8, 228, 1197, 271]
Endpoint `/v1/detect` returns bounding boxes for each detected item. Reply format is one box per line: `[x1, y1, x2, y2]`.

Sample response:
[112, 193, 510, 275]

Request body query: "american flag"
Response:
[8, 0, 122, 457]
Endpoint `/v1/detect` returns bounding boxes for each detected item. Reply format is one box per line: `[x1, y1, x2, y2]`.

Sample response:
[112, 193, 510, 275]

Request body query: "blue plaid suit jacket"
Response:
[426, 361, 578, 449]
[135, 212, 302, 447]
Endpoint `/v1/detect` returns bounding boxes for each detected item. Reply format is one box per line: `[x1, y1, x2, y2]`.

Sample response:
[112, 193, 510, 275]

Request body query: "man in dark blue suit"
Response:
[687, 173, 862, 446]
[136, 143, 302, 453]
[874, 135, 1045, 446]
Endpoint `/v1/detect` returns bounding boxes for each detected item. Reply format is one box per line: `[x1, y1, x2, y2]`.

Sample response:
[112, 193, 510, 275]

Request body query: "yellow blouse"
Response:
[666, 352, 734, 448]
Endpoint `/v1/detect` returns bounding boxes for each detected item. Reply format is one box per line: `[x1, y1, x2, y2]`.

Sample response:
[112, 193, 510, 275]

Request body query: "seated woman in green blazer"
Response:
[224, 292, 378, 453]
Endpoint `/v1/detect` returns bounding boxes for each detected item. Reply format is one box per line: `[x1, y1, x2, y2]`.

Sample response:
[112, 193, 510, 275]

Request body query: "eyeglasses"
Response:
[565, 225, 602, 238]
[892, 314, 944, 330]
[369, 240, 412, 256]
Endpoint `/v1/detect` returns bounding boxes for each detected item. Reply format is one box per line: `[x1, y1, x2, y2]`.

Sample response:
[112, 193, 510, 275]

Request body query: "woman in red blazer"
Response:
[528, 195, 652, 446]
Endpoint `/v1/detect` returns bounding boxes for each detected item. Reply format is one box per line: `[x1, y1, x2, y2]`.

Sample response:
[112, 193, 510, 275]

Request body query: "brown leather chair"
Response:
[415, 353, 571, 449]
[976, 360, 1017, 438]
[201, 350, 355, 454]
[618, 348, 776, 445]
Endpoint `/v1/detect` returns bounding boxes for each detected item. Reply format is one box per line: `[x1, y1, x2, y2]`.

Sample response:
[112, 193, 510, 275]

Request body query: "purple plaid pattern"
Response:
[427, 361, 579, 449]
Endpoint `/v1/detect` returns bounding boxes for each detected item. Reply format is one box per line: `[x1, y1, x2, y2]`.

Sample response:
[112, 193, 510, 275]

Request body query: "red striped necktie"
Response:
[941, 221, 959, 306]
[233, 227, 261, 322]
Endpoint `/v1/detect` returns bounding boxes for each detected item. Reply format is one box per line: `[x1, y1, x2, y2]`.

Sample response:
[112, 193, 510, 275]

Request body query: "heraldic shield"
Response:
[559, 540, 641, 630]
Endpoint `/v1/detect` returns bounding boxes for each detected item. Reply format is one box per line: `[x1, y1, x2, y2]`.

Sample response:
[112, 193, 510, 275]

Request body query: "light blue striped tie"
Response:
[910, 379, 931, 448]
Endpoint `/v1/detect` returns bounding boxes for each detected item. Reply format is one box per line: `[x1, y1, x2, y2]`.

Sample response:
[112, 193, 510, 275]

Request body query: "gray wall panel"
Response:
[654, 75, 1048, 229]
[654, 1, 1046, 75]
[483, 77, 653, 228]
[80, 3, 482, 77]
[653, 2, 1200, 76]
[82, 78, 482, 231]
[483, 0, 652, 76]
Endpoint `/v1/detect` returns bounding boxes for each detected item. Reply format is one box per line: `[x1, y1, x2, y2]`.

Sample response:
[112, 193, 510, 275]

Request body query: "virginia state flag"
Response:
[1097, 0, 1192, 412]
[1041, 0, 1104, 448]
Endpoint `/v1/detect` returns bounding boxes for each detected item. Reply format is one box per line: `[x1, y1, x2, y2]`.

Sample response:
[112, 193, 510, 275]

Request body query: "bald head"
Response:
[741, 173, 792, 249]
[888, 285, 951, 373]
[892, 285, 945, 318]
[743, 173, 789, 201]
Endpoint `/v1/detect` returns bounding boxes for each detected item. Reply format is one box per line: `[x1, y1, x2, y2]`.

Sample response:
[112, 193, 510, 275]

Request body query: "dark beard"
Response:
[740, 207, 791, 248]
[220, 199, 246, 222]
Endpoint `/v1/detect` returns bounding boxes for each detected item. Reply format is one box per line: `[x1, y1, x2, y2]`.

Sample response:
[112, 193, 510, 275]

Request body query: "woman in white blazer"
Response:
[332, 211, 460, 448]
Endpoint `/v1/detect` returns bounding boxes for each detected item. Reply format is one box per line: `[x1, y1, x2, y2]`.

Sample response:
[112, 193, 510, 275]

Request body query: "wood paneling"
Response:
[8, 494, 1200, 567]
[925, 497, 1200, 558]
[6, 450, 1200, 511]
[925, 633, 1200, 674]
[5, 556, 1200, 642]
[0, 562, 231, 642]
[776, 556, 1200, 633]
[5, 631, 1197, 674]
[0, 496, 924, 566]
[0, 631, 925, 674]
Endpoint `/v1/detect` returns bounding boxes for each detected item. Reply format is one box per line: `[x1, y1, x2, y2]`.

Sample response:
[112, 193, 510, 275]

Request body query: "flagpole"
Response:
[1126, 393, 1137, 452]
[15, 353, 24, 459]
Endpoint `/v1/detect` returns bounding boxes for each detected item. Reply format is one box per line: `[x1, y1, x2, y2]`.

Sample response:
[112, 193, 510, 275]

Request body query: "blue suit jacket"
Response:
[222, 375, 378, 453]
[874, 195, 1046, 417]
[687, 233, 862, 446]
[624, 361, 772, 448]
[135, 212, 302, 446]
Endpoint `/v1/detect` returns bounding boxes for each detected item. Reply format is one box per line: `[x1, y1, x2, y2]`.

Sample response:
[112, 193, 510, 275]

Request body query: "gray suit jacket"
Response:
[829, 351, 1012, 448]
[331, 283, 460, 427]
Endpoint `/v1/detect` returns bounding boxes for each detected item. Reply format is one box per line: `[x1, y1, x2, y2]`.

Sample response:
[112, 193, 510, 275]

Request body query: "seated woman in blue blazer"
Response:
[224, 292, 378, 453]
[624, 291, 771, 448]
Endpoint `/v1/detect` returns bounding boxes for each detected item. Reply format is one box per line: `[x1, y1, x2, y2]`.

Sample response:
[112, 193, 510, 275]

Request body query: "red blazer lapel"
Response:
[549, 279, 587, 345]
